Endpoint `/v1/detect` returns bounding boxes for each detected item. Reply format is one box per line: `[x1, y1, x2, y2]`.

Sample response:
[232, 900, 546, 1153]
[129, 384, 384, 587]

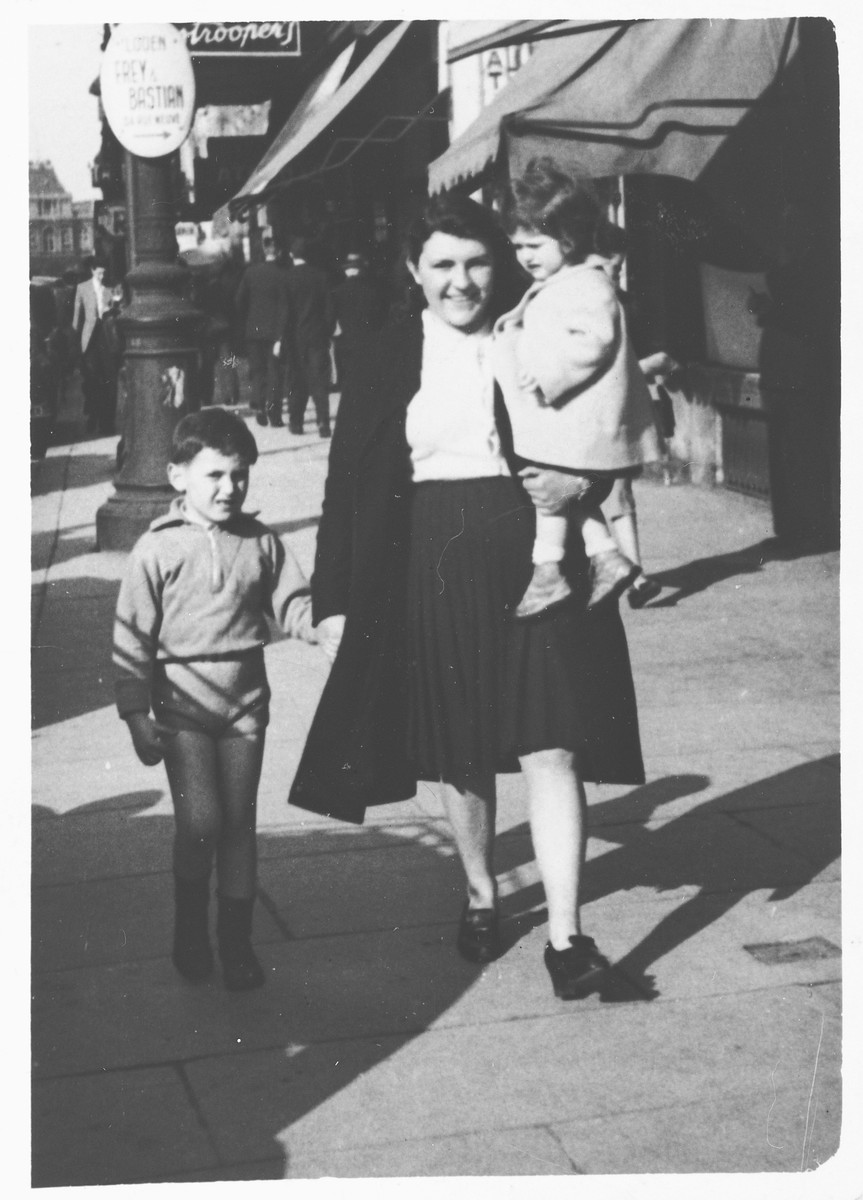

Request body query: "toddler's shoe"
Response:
[587, 549, 640, 609]
[514, 561, 572, 620]
[544, 934, 610, 1000]
[627, 573, 662, 608]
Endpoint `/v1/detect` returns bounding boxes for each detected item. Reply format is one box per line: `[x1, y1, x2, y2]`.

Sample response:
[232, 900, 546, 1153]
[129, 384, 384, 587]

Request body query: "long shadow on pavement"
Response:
[31, 757, 841, 1183]
[32, 576, 121, 729]
[31, 790, 487, 1186]
[31, 450, 117, 498]
[648, 537, 837, 607]
[496, 757, 840, 1001]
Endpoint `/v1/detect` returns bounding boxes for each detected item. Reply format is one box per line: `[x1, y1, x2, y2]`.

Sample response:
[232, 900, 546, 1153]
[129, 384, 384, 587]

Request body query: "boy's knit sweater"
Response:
[114, 500, 315, 718]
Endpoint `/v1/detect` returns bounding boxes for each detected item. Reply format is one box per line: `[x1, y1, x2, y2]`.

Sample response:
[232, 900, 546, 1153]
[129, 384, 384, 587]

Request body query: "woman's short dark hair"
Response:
[170, 408, 258, 466]
[404, 192, 524, 318]
[499, 157, 613, 264]
[82, 255, 107, 274]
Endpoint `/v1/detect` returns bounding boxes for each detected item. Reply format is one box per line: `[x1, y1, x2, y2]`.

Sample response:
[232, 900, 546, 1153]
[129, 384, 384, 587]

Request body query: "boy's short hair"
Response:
[171, 409, 259, 466]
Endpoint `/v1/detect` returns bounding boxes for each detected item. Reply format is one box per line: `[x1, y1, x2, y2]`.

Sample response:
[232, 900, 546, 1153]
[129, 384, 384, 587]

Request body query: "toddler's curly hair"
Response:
[499, 157, 621, 263]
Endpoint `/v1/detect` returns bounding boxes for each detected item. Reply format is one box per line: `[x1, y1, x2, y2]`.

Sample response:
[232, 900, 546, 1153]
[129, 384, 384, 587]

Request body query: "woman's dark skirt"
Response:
[406, 475, 645, 786]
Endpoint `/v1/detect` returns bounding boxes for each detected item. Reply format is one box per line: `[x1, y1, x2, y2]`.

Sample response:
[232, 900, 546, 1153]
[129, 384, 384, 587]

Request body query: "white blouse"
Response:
[406, 309, 511, 482]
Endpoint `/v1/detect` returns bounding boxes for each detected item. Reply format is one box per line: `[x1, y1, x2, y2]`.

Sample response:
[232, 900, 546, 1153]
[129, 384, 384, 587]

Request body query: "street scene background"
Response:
[24, 11, 859, 1197]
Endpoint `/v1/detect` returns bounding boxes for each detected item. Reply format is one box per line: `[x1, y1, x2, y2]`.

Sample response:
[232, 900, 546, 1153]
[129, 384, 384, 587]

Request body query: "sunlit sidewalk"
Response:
[30, 387, 843, 1187]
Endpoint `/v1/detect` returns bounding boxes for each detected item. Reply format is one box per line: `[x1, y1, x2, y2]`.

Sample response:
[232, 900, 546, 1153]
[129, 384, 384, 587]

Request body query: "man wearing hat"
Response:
[331, 252, 386, 395]
[234, 232, 292, 427]
[283, 236, 336, 437]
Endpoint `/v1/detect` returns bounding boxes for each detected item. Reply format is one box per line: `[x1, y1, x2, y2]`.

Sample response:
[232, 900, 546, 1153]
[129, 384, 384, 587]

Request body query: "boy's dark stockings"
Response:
[172, 872, 214, 982]
[163, 730, 267, 988]
[163, 729, 265, 896]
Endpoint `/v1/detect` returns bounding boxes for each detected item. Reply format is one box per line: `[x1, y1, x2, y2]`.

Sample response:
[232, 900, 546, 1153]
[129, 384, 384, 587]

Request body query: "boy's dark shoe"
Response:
[544, 934, 610, 999]
[172, 873, 214, 982]
[514, 561, 572, 620]
[456, 902, 501, 963]
[587, 549, 640, 609]
[217, 894, 265, 991]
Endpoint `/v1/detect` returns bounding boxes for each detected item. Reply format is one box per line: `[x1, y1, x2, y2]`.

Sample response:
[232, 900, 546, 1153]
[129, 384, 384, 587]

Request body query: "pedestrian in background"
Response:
[234, 232, 292, 427]
[72, 255, 120, 436]
[284, 235, 336, 438]
[331, 251, 386, 391]
[113, 409, 319, 991]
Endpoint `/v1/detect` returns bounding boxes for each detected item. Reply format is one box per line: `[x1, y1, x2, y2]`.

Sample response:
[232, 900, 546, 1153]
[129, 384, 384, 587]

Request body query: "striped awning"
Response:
[428, 19, 800, 195]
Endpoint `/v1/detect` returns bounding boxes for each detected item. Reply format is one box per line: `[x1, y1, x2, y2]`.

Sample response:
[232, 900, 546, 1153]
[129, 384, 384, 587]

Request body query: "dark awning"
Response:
[428, 18, 800, 195]
[227, 21, 411, 215]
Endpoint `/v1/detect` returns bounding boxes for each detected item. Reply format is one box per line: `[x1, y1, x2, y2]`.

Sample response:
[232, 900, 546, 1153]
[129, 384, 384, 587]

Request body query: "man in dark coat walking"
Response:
[234, 232, 292, 427]
[331, 252, 386, 393]
[283, 236, 336, 437]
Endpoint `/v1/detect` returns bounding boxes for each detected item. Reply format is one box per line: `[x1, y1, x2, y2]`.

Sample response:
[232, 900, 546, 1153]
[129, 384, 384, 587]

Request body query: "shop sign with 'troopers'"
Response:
[176, 22, 301, 56]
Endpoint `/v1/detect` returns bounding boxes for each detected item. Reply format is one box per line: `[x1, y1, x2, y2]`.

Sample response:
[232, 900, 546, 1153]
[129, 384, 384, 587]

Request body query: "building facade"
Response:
[29, 161, 95, 278]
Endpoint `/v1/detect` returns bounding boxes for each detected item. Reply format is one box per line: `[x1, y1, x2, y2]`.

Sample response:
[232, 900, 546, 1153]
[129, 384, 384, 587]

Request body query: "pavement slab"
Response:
[181, 985, 840, 1174]
[29, 396, 845, 1187]
[31, 1064, 218, 1187]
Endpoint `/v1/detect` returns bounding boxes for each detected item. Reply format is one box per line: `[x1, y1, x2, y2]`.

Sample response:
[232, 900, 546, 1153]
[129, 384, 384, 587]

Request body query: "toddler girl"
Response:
[492, 157, 660, 617]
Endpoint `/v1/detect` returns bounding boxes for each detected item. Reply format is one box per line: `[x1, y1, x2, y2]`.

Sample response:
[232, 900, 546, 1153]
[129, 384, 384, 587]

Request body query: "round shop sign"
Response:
[100, 24, 196, 158]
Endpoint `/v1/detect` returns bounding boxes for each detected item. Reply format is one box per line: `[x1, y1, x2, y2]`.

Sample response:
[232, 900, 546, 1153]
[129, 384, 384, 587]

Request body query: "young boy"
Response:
[113, 408, 317, 990]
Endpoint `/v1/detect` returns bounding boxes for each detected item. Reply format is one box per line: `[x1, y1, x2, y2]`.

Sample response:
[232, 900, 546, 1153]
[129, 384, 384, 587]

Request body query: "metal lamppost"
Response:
[94, 23, 203, 551]
[96, 150, 202, 550]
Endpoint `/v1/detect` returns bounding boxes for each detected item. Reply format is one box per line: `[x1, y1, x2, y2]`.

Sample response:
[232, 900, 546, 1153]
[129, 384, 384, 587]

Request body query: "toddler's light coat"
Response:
[492, 258, 660, 471]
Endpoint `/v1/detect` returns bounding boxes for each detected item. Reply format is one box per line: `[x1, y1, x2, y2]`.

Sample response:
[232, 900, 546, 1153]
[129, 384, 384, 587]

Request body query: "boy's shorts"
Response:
[152, 648, 269, 738]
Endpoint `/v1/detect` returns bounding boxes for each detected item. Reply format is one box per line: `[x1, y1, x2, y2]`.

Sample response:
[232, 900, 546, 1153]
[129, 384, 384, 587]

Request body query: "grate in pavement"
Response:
[743, 936, 840, 965]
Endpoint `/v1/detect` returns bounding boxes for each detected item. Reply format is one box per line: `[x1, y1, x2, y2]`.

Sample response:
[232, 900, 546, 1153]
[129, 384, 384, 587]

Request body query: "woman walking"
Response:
[289, 194, 646, 999]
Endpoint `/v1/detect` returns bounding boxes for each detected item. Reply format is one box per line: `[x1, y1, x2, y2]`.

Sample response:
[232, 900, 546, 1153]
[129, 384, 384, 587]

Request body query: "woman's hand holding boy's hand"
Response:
[317, 614, 346, 663]
[125, 712, 176, 766]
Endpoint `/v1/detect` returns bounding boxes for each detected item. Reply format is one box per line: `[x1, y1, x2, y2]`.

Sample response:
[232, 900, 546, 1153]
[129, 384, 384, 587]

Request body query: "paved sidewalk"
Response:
[30, 386, 845, 1190]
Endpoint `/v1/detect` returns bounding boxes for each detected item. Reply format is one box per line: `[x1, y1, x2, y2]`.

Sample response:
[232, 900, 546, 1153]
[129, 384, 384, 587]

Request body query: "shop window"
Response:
[30, 228, 39, 252]
[43, 228, 56, 253]
[62, 226, 74, 251]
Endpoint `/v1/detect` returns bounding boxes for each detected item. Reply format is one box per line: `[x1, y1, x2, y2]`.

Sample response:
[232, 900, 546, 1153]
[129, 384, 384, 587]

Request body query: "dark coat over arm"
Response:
[288, 315, 422, 824]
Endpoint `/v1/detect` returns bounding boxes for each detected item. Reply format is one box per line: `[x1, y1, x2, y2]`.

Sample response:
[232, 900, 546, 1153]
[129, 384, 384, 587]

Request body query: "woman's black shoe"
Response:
[544, 934, 610, 999]
[456, 902, 500, 963]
